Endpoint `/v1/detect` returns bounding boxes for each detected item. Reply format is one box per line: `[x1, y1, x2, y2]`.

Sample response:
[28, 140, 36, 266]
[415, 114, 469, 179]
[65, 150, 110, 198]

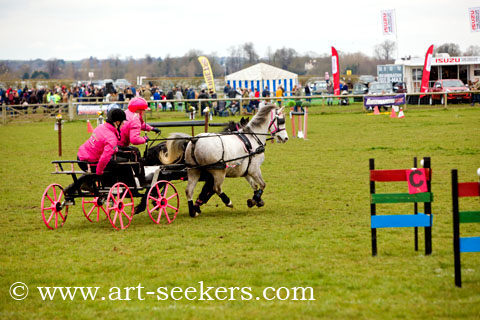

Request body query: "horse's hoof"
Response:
[256, 200, 265, 207]
[226, 201, 233, 208]
[247, 199, 256, 208]
[188, 200, 198, 218]
[189, 211, 199, 218]
[134, 206, 145, 215]
[194, 205, 201, 213]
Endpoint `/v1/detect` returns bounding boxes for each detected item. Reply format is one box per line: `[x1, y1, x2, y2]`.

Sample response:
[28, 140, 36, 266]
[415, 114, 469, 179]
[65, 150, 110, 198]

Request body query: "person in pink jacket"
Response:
[64, 108, 127, 200]
[118, 97, 160, 187]
[119, 97, 160, 147]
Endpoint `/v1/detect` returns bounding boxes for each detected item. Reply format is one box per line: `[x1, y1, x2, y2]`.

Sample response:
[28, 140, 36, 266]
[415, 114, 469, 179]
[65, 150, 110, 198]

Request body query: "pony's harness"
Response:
[188, 109, 284, 176]
[188, 132, 264, 174]
[234, 131, 264, 176]
[268, 109, 286, 135]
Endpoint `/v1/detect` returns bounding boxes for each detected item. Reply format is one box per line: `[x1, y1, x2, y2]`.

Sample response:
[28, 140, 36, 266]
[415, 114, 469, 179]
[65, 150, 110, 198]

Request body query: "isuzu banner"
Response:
[364, 94, 406, 107]
[198, 56, 216, 93]
[331, 46, 340, 95]
[432, 56, 480, 65]
[469, 7, 480, 32]
[381, 10, 396, 35]
[420, 45, 434, 98]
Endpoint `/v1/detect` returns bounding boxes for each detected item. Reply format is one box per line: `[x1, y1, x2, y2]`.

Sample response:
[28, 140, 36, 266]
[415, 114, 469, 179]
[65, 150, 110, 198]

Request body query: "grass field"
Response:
[1, 105, 480, 319]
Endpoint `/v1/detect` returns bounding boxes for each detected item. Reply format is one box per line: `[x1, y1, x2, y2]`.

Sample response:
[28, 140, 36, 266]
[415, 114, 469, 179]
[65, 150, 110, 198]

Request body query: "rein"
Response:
[155, 131, 273, 142]
[164, 107, 286, 172]
[153, 110, 285, 143]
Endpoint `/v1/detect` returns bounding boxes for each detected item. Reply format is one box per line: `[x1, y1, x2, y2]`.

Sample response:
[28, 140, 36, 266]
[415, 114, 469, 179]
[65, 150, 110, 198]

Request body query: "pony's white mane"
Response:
[244, 104, 277, 131]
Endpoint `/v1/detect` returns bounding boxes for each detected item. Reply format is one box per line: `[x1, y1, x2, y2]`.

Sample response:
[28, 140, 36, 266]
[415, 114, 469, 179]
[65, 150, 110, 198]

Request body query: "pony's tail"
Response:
[159, 132, 191, 164]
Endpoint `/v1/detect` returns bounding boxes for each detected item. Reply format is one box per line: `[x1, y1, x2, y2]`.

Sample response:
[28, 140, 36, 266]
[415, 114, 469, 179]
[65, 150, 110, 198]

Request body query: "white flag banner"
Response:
[381, 10, 396, 35]
[469, 7, 480, 32]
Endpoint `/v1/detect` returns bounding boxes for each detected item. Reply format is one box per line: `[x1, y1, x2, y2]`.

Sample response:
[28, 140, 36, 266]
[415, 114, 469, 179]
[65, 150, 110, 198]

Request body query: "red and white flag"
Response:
[331, 47, 340, 95]
[420, 45, 434, 98]
[469, 7, 480, 32]
[381, 10, 396, 35]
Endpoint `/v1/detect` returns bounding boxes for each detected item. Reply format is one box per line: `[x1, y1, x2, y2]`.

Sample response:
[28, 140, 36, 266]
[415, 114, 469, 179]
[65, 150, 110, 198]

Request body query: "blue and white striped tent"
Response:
[225, 63, 298, 96]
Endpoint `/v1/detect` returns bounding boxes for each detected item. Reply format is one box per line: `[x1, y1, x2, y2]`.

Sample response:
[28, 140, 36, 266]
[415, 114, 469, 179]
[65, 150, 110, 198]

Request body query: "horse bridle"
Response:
[268, 109, 286, 136]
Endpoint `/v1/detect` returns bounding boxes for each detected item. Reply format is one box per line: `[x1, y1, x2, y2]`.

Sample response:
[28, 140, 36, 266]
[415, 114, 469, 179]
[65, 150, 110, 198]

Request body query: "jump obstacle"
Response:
[369, 157, 433, 256]
[451, 169, 480, 287]
[289, 107, 308, 139]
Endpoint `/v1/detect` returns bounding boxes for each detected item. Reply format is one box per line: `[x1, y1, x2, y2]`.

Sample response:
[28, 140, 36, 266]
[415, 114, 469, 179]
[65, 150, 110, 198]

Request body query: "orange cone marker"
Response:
[87, 120, 94, 133]
[373, 106, 380, 115]
[390, 107, 397, 118]
[398, 107, 405, 118]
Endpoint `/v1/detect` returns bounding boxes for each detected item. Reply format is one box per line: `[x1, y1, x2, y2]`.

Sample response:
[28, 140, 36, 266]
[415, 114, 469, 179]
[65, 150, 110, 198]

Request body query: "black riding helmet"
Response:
[106, 108, 126, 124]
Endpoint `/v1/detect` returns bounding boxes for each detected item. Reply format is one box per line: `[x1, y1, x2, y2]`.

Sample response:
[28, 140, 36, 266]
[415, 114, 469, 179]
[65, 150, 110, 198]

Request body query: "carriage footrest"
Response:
[51, 171, 90, 174]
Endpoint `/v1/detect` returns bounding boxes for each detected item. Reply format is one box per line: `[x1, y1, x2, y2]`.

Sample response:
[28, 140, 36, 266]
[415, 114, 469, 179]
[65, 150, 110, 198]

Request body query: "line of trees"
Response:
[1, 42, 479, 82]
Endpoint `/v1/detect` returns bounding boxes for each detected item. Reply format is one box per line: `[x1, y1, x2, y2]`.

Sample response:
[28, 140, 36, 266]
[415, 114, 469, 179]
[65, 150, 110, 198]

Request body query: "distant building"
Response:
[394, 53, 480, 93]
[225, 63, 298, 96]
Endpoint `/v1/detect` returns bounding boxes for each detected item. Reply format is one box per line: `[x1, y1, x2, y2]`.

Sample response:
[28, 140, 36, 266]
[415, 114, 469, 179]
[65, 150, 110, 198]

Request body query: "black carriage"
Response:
[40, 146, 184, 230]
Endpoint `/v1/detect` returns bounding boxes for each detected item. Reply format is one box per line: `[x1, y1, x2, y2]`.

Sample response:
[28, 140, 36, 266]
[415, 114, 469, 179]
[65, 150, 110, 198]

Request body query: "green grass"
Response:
[1, 106, 480, 319]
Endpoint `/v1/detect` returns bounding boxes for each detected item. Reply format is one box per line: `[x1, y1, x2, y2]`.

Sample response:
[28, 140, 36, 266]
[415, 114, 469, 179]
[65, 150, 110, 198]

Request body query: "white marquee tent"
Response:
[225, 63, 298, 96]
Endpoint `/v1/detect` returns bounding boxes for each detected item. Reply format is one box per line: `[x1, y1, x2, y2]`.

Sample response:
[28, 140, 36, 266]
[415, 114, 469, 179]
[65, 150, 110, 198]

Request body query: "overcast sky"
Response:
[0, 0, 479, 61]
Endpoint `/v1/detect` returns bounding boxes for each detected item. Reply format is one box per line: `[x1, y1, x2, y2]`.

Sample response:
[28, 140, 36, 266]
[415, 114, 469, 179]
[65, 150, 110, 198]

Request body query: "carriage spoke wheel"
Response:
[106, 183, 134, 230]
[147, 180, 179, 225]
[82, 197, 107, 222]
[41, 184, 68, 229]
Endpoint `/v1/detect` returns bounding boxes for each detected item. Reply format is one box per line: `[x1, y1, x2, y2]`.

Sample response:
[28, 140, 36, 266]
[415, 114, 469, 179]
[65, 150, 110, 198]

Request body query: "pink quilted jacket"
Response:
[77, 122, 120, 175]
[119, 109, 152, 146]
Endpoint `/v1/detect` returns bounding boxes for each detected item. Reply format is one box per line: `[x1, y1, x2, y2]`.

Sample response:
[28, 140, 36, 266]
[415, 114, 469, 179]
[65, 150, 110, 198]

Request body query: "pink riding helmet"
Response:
[128, 97, 151, 112]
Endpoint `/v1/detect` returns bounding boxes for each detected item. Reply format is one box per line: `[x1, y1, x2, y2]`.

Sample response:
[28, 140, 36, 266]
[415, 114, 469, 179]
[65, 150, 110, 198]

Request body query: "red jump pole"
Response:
[298, 113, 302, 133]
[56, 114, 62, 157]
[204, 107, 209, 133]
[290, 107, 295, 138]
[303, 107, 308, 139]
[190, 109, 195, 136]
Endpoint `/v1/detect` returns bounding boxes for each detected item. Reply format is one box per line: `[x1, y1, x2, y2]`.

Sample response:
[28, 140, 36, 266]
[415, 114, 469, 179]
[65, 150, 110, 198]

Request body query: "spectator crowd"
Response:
[0, 81, 286, 117]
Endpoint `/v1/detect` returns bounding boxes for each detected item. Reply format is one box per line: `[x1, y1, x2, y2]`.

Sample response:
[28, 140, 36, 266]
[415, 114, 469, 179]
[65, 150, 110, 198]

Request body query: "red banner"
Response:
[331, 46, 340, 95]
[420, 45, 434, 98]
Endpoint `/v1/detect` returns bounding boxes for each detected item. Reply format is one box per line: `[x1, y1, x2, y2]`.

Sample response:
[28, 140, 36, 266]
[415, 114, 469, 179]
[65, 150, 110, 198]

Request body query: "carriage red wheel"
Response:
[82, 197, 107, 222]
[147, 180, 179, 225]
[106, 182, 134, 230]
[41, 184, 68, 229]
